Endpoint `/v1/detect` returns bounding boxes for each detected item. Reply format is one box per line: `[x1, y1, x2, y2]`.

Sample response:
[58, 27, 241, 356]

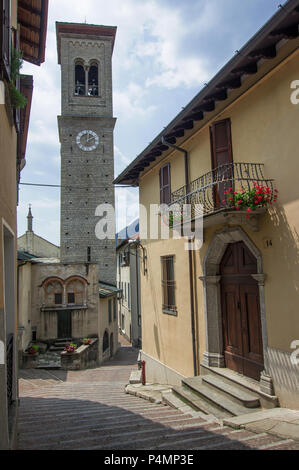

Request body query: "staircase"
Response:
[165, 367, 279, 421]
[49, 339, 73, 352]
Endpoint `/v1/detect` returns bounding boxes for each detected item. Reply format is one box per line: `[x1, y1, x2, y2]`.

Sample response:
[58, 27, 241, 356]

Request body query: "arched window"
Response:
[88, 61, 99, 96]
[74, 60, 86, 96]
[44, 279, 64, 306]
[103, 330, 109, 353]
[66, 277, 86, 305]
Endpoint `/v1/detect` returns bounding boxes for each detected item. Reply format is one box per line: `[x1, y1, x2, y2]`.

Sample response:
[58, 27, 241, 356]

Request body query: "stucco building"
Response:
[0, 0, 48, 450]
[115, 1, 299, 412]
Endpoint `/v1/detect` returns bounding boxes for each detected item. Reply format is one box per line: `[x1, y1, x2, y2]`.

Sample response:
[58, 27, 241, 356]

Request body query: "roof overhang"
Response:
[18, 0, 49, 66]
[56, 22, 117, 65]
[114, 0, 299, 186]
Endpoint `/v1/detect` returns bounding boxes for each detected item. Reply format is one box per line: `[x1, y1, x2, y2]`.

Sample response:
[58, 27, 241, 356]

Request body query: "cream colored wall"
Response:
[139, 51, 299, 397]
[140, 236, 195, 379]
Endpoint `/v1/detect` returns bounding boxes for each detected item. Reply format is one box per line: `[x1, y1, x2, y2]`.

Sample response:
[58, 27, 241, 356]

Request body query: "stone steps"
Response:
[171, 372, 263, 420]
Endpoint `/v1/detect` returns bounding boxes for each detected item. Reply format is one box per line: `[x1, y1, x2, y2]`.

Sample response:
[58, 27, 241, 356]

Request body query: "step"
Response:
[202, 375, 260, 408]
[200, 365, 279, 408]
[172, 385, 231, 419]
[49, 346, 65, 352]
[182, 378, 259, 418]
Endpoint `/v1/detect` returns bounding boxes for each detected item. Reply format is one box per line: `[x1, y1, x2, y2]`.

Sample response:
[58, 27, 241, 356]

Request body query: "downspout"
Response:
[161, 137, 198, 377]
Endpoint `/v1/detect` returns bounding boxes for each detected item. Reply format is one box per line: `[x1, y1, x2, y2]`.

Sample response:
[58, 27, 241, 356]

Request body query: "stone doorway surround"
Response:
[199, 225, 274, 396]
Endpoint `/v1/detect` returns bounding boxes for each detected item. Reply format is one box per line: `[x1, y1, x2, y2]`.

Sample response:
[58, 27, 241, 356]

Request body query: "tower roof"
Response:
[56, 21, 117, 64]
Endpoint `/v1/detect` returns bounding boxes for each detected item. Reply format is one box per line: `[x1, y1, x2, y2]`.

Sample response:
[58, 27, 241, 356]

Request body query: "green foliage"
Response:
[8, 47, 27, 109]
[11, 47, 24, 82]
[8, 82, 27, 108]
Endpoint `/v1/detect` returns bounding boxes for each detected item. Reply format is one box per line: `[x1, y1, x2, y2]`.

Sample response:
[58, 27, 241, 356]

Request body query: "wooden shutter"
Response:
[210, 119, 233, 170]
[210, 119, 233, 208]
[1, 0, 11, 79]
[159, 163, 171, 204]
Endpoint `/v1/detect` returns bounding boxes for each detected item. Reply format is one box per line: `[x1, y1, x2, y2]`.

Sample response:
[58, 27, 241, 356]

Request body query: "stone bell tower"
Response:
[56, 22, 117, 285]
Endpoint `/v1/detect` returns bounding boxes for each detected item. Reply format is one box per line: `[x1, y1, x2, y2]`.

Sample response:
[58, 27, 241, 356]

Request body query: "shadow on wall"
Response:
[17, 395, 254, 450]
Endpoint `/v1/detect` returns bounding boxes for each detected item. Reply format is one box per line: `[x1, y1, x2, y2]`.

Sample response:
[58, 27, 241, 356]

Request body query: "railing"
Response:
[6, 335, 14, 408]
[170, 162, 274, 219]
[74, 83, 99, 96]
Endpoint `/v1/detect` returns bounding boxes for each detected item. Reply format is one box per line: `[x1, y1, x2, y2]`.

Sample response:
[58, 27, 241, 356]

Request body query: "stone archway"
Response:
[199, 226, 274, 395]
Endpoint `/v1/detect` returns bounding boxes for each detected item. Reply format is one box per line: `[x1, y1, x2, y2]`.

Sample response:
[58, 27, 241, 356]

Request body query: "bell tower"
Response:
[56, 22, 117, 285]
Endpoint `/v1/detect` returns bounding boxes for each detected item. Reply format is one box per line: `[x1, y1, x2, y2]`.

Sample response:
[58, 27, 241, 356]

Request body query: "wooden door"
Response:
[220, 242, 264, 381]
[210, 119, 233, 209]
[57, 311, 72, 339]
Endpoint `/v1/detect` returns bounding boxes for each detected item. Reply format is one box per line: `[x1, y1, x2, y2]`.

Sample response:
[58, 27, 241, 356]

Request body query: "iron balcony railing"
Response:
[169, 162, 275, 219]
[6, 334, 14, 408]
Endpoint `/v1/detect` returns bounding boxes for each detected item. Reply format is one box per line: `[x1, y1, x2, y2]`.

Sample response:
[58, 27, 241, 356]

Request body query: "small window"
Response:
[55, 293, 62, 305]
[108, 299, 112, 324]
[113, 297, 116, 320]
[68, 293, 75, 304]
[161, 255, 177, 315]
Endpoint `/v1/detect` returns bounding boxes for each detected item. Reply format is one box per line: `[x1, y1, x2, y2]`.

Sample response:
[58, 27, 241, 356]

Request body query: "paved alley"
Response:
[17, 342, 299, 451]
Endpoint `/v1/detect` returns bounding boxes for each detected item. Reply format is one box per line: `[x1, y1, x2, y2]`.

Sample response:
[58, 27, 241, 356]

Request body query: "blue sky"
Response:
[18, 0, 281, 246]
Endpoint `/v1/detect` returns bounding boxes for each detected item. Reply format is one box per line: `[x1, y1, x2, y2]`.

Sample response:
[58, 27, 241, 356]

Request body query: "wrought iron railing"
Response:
[6, 335, 14, 408]
[169, 162, 274, 219]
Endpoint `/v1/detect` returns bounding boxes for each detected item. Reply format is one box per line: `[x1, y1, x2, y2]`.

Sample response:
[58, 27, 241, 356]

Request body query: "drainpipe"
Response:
[161, 137, 198, 377]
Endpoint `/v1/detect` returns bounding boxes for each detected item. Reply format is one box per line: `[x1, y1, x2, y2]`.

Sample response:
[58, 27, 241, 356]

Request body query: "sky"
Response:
[18, 0, 282, 246]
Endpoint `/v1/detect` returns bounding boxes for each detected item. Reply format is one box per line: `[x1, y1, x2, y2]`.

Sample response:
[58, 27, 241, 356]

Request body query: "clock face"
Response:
[76, 130, 99, 151]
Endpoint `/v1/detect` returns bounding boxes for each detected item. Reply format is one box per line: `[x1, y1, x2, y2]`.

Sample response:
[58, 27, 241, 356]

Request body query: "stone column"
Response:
[251, 273, 275, 395]
[199, 275, 225, 368]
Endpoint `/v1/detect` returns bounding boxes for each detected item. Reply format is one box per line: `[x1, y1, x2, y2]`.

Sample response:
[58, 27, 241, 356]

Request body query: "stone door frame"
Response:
[199, 225, 274, 395]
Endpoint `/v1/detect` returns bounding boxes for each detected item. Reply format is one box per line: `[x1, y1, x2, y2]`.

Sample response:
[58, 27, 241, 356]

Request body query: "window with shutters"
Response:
[1, 0, 11, 79]
[210, 119, 233, 208]
[161, 255, 177, 315]
[159, 163, 171, 205]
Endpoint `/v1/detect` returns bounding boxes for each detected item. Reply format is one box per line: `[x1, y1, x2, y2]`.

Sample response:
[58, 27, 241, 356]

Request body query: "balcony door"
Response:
[210, 119, 233, 209]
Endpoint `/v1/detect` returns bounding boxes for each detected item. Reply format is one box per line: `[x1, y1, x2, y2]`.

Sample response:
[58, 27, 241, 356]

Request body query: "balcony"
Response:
[169, 162, 275, 231]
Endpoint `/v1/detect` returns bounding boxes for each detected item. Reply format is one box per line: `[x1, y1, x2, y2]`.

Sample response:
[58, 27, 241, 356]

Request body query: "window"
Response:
[88, 62, 99, 96]
[44, 279, 63, 307]
[55, 293, 62, 305]
[128, 284, 130, 310]
[159, 163, 171, 204]
[74, 60, 85, 95]
[161, 256, 177, 315]
[108, 299, 112, 323]
[113, 297, 116, 320]
[67, 293, 75, 304]
[66, 278, 86, 305]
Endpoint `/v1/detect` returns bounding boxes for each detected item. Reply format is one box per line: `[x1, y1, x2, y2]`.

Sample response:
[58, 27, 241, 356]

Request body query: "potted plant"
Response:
[64, 343, 77, 354]
[224, 182, 278, 218]
[27, 345, 39, 355]
[83, 338, 92, 345]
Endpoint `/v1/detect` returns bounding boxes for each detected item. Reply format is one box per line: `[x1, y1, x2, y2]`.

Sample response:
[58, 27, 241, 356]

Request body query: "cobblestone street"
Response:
[17, 339, 299, 451]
